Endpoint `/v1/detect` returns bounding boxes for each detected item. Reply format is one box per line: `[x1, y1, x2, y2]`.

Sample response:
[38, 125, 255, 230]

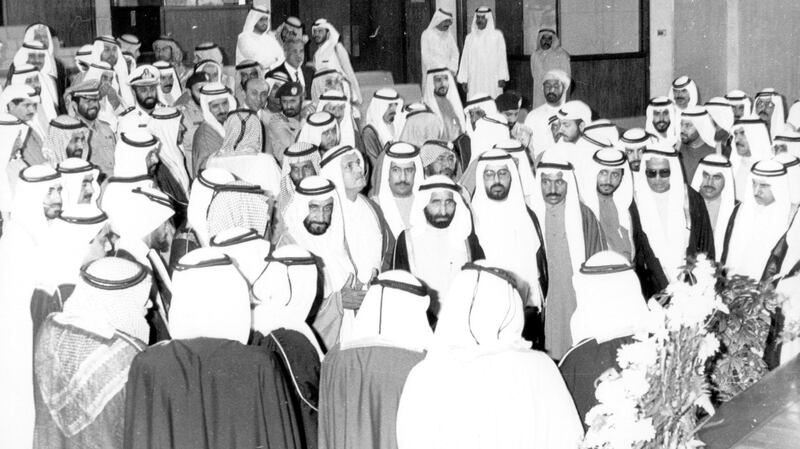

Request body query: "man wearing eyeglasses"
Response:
[632, 145, 714, 297]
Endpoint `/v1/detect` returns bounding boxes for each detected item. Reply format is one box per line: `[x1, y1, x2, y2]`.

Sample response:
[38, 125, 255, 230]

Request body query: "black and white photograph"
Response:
[0, 0, 798, 447]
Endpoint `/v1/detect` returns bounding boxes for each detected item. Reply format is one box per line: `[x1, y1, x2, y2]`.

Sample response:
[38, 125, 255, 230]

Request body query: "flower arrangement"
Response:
[582, 255, 726, 449]
[707, 273, 778, 403]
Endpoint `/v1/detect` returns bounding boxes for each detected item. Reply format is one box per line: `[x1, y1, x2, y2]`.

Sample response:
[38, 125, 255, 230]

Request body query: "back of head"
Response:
[434, 261, 526, 349]
[571, 251, 648, 344]
[344, 270, 432, 351]
[170, 247, 251, 344]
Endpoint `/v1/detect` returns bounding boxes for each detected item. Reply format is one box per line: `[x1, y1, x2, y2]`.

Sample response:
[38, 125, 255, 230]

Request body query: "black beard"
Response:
[66, 148, 84, 158]
[653, 121, 670, 132]
[486, 183, 509, 200]
[545, 92, 559, 103]
[424, 208, 454, 229]
[81, 108, 99, 121]
[439, 167, 455, 179]
[303, 217, 330, 235]
[597, 184, 617, 196]
[435, 88, 448, 97]
[138, 97, 157, 110]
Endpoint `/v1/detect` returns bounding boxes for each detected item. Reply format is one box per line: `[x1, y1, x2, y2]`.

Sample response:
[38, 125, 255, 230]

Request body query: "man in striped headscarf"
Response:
[206, 110, 281, 198]
[42, 115, 89, 167]
[34, 257, 151, 449]
[191, 83, 236, 176]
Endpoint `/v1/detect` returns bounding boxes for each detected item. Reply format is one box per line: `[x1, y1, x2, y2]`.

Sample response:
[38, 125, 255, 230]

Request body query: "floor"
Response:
[698, 356, 800, 449]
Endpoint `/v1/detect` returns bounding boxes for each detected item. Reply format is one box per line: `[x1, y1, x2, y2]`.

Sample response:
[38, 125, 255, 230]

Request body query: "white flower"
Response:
[692, 254, 717, 285]
[697, 333, 720, 360]
[620, 368, 651, 398]
[665, 283, 723, 327]
[617, 339, 658, 370]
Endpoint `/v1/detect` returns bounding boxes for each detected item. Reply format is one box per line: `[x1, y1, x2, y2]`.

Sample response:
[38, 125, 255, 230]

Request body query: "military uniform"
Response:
[267, 112, 302, 164]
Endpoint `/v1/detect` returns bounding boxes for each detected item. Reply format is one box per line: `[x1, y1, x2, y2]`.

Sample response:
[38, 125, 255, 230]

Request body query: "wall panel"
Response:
[738, 0, 800, 101]
[673, 0, 727, 101]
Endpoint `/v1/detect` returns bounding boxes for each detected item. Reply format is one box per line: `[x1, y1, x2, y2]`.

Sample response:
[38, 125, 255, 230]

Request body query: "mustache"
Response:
[490, 182, 504, 190]
[546, 193, 560, 198]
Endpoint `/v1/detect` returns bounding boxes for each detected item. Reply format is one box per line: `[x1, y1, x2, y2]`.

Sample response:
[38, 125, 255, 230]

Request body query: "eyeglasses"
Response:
[645, 168, 671, 178]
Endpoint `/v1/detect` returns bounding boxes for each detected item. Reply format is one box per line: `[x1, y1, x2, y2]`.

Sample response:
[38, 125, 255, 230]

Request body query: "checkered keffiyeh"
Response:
[420, 140, 454, 167]
[43, 116, 88, 166]
[278, 142, 321, 213]
[217, 110, 263, 154]
[206, 180, 272, 239]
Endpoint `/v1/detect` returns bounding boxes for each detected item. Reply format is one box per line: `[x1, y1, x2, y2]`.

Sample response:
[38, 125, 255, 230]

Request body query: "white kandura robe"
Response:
[457, 15, 509, 98]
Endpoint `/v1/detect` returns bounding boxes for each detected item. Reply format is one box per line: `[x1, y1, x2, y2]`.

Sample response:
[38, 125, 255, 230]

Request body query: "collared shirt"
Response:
[77, 115, 117, 180]
[284, 62, 305, 89]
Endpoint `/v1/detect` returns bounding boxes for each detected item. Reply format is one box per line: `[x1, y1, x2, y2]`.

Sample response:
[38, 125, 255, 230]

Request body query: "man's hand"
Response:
[341, 274, 367, 310]
[498, 80, 506, 89]
[461, 83, 468, 95]
[99, 82, 122, 109]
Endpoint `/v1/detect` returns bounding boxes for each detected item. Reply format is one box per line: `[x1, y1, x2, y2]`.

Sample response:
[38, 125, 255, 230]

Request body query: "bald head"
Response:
[244, 78, 269, 111]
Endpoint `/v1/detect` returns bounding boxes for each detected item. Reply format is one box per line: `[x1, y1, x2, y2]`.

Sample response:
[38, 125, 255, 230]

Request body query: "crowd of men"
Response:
[0, 4, 798, 448]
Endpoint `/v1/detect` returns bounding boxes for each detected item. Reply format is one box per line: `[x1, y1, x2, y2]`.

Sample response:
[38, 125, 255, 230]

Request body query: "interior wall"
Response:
[654, 0, 800, 106]
[673, 0, 727, 102]
[7, 0, 95, 46]
[738, 0, 800, 101]
[649, 0, 673, 99]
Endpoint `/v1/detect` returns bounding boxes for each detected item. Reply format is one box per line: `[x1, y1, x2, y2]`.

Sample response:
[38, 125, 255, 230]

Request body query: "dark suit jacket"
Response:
[267, 63, 315, 99]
